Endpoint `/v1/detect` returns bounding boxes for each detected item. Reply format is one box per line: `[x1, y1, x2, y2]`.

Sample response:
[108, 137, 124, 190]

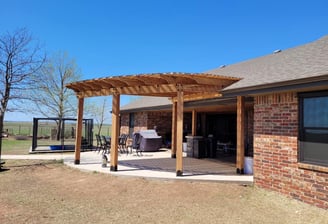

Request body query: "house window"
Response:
[299, 91, 328, 167]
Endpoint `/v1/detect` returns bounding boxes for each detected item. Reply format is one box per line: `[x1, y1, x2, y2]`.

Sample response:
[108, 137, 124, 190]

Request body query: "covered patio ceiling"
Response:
[66, 72, 240, 100]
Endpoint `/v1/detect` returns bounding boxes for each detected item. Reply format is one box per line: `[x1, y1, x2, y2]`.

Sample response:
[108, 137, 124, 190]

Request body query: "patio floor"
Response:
[64, 149, 253, 184]
[3, 149, 253, 183]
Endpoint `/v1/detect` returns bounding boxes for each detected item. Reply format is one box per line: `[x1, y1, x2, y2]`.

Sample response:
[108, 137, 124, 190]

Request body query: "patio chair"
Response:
[118, 134, 128, 154]
[125, 138, 133, 155]
[132, 132, 142, 156]
[101, 135, 111, 154]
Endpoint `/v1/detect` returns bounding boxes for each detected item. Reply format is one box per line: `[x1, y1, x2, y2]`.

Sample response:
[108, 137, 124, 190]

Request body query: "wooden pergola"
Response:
[66, 72, 246, 175]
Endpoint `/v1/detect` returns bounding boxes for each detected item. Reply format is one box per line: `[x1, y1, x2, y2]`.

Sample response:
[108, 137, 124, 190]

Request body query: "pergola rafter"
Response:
[67, 72, 240, 99]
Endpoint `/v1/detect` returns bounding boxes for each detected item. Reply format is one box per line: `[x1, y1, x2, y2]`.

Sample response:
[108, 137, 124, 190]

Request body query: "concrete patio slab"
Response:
[2, 150, 253, 184]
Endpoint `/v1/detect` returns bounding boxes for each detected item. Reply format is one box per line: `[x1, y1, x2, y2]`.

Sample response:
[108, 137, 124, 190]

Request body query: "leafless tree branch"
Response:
[0, 28, 45, 161]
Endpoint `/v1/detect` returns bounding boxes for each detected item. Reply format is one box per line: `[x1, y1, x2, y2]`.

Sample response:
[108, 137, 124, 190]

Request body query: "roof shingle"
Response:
[120, 96, 171, 111]
[207, 35, 328, 92]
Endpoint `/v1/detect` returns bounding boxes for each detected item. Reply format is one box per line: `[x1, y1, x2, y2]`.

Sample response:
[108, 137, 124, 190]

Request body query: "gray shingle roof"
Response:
[120, 96, 171, 111]
[207, 35, 328, 92]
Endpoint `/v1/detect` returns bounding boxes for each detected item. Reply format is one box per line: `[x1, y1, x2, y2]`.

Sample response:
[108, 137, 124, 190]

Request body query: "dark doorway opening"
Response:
[205, 113, 237, 160]
[206, 113, 236, 144]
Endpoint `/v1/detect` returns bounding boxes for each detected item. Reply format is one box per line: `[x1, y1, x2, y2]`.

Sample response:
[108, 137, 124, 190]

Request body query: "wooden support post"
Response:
[176, 85, 184, 176]
[171, 101, 177, 158]
[110, 93, 120, 171]
[74, 97, 84, 164]
[236, 96, 245, 174]
[191, 110, 197, 136]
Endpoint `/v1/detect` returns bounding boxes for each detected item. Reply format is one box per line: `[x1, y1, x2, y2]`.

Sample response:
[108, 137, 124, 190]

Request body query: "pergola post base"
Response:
[110, 166, 118, 171]
[74, 160, 80, 165]
[176, 170, 183, 176]
[236, 168, 244, 174]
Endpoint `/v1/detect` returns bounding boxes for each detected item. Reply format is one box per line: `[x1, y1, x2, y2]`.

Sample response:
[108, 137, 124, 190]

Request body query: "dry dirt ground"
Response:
[0, 160, 327, 224]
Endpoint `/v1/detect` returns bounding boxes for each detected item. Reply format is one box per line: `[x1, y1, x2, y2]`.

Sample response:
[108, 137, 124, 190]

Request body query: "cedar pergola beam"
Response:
[172, 92, 222, 102]
[171, 101, 177, 158]
[74, 97, 84, 164]
[192, 110, 197, 136]
[110, 93, 120, 171]
[75, 85, 223, 99]
[176, 85, 184, 176]
[236, 96, 245, 174]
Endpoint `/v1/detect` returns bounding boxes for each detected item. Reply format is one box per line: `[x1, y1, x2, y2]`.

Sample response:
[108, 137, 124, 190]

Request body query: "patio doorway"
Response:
[207, 113, 236, 143]
[206, 113, 237, 160]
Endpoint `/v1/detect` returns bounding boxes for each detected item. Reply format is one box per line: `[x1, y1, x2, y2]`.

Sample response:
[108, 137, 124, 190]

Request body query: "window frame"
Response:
[298, 90, 328, 167]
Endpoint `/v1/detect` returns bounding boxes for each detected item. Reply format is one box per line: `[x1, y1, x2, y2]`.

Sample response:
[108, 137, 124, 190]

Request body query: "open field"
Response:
[3, 121, 33, 136]
[3, 121, 111, 137]
[1, 159, 327, 224]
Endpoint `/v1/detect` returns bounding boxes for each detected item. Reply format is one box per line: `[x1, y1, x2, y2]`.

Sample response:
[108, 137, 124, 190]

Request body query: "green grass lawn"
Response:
[1, 138, 31, 155]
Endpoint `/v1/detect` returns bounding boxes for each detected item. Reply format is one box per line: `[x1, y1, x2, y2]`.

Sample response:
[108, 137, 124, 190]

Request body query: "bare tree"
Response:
[30, 51, 81, 140]
[86, 98, 111, 136]
[0, 28, 45, 166]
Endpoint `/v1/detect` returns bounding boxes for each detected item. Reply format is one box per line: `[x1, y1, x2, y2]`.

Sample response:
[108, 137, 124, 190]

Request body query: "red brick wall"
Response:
[147, 111, 172, 135]
[254, 92, 328, 209]
[120, 112, 148, 134]
[134, 112, 148, 132]
[120, 111, 173, 135]
[120, 113, 129, 134]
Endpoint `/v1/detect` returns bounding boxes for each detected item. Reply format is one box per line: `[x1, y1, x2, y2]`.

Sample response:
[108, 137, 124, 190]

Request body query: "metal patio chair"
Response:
[132, 132, 142, 156]
[101, 135, 111, 154]
[118, 134, 128, 154]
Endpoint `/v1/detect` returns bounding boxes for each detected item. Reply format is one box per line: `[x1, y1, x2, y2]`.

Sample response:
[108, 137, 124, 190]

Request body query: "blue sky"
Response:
[1, 0, 328, 121]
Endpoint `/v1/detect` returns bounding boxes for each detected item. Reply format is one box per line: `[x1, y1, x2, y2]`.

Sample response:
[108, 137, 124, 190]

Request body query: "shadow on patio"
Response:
[119, 156, 236, 176]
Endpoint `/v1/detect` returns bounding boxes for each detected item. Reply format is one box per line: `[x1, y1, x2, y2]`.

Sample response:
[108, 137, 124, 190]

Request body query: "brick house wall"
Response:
[134, 112, 148, 132]
[120, 113, 129, 134]
[147, 111, 172, 135]
[120, 111, 172, 135]
[120, 112, 148, 135]
[254, 92, 328, 209]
